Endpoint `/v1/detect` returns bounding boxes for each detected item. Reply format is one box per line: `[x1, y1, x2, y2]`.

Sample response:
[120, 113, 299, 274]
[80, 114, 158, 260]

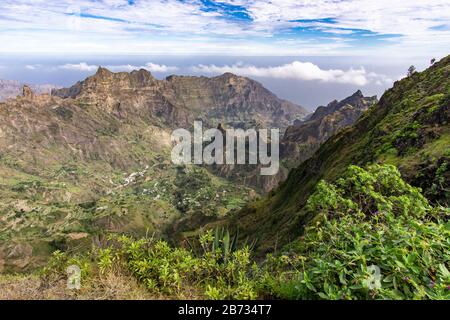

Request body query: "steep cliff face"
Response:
[230, 55, 450, 253]
[210, 91, 377, 193]
[281, 91, 377, 166]
[51, 68, 192, 129]
[306, 89, 375, 122]
[0, 86, 170, 177]
[165, 73, 307, 129]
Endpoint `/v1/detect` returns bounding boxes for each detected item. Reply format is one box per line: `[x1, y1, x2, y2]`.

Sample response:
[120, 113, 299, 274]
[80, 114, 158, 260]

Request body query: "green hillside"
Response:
[230, 55, 450, 252]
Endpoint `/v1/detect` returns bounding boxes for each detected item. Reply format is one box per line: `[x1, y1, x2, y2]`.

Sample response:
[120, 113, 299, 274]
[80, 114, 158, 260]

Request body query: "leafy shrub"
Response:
[108, 233, 258, 299]
[270, 164, 450, 299]
[11, 180, 43, 192]
[42, 250, 92, 281]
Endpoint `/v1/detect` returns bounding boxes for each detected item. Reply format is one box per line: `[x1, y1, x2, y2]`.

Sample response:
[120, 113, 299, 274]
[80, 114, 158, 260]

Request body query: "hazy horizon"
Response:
[0, 53, 441, 110]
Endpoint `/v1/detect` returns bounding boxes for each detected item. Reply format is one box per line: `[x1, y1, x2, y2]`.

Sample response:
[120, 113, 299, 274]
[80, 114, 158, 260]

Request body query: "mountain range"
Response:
[0, 68, 309, 271]
[51, 67, 309, 130]
[281, 90, 378, 167]
[1, 56, 448, 276]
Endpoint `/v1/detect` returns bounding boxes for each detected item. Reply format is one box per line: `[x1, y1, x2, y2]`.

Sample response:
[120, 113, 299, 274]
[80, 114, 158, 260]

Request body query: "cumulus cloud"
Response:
[58, 62, 178, 73]
[192, 61, 392, 86]
[25, 64, 42, 70]
[144, 63, 178, 73]
[59, 62, 98, 72]
[0, 1, 449, 56]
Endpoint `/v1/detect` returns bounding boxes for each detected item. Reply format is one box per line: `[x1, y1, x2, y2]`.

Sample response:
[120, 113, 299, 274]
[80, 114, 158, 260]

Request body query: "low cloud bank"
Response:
[46, 61, 392, 86]
[58, 62, 178, 73]
[192, 61, 392, 86]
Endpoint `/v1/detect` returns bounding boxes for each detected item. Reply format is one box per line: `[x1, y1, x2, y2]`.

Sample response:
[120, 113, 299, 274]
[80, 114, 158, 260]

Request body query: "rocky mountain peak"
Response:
[129, 68, 155, 85]
[281, 90, 378, 166]
[213, 72, 250, 87]
[94, 66, 113, 78]
[353, 89, 363, 97]
[308, 90, 377, 122]
[89, 66, 154, 85]
[52, 67, 158, 99]
[0, 80, 57, 102]
[22, 85, 34, 99]
[218, 72, 240, 80]
[341, 90, 374, 108]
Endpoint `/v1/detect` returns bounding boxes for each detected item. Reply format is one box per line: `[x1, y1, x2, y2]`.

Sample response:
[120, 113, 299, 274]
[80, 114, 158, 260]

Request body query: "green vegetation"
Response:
[0, 159, 255, 272]
[173, 166, 250, 217]
[269, 165, 449, 299]
[26, 164, 449, 300]
[42, 232, 259, 299]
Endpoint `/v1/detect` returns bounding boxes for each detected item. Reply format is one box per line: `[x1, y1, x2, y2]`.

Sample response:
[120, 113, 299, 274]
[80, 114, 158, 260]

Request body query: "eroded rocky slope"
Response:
[0, 68, 307, 271]
[52, 68, 308, 130]
[281, 90, 377, 167]
[210, 91, 377, 192]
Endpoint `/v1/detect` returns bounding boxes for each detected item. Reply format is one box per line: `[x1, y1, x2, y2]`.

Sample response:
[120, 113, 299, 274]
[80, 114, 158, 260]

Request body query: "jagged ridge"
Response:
[52, 67, 309, 130]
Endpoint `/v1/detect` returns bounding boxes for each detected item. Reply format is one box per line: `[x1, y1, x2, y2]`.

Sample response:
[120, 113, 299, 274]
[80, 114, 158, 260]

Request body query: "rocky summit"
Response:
[0, 79, 58, 102]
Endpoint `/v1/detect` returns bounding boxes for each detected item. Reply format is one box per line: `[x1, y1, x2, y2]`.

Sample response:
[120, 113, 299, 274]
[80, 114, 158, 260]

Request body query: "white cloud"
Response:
[0, 1, 449, 56]
[59, 62, 98, 72]
[57, 62, 178, 73]
[192, 61, 392, 86]
[244, 0, 450, 36]
[25, 64, 42, 70]
[144, 63, 178, 73]
[102, 63, 178, 72]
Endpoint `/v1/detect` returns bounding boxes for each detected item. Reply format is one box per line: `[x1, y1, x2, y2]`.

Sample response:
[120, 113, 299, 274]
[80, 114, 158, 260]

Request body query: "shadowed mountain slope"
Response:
[230, 55, 450, 253]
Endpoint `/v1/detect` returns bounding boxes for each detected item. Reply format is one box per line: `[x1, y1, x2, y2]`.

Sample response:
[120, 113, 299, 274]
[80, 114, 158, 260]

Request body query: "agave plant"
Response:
[211, 227, 257, 262]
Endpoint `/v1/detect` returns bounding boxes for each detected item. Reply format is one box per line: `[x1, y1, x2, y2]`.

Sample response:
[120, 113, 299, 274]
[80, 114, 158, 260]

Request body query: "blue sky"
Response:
[0, 0, 448, 56]
[0, 1, 449, 108]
